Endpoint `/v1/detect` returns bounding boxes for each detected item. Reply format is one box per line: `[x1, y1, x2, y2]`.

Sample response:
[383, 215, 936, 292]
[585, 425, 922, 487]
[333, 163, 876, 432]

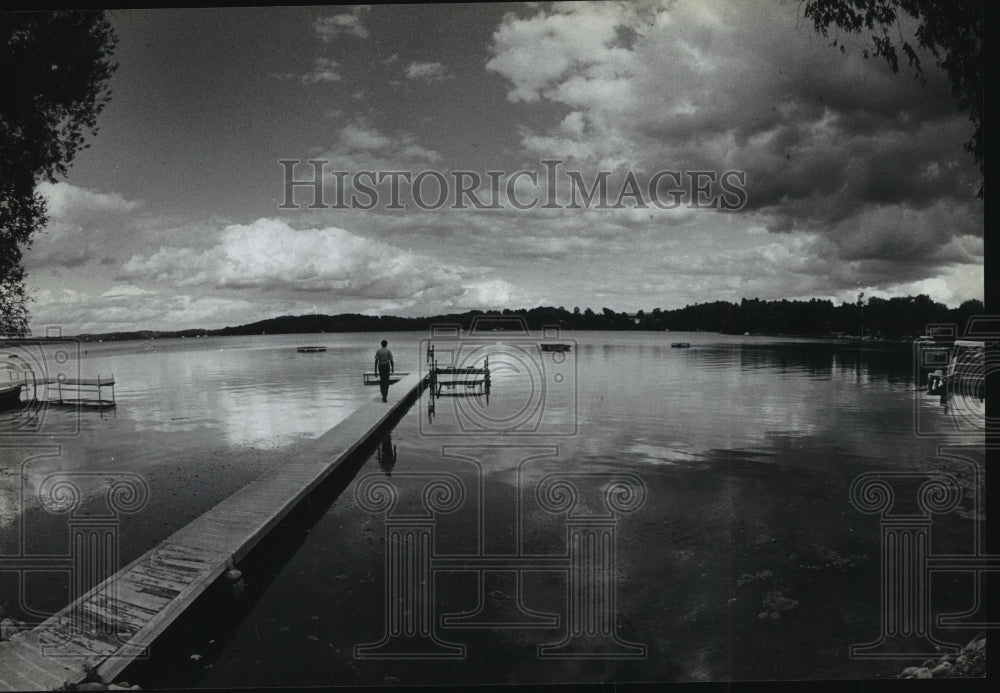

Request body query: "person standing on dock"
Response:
[374, 339, 395, 402]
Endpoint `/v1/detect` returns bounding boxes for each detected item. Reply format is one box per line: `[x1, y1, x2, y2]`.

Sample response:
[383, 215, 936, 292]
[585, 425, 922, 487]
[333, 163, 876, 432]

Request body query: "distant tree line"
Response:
[628, 295, 984, 338]
[60, 294, 984, 342]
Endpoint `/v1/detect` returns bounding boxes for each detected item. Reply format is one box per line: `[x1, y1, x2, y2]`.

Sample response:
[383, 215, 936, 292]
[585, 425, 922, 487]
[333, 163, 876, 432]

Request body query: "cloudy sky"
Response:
[26, 2, 983, 334]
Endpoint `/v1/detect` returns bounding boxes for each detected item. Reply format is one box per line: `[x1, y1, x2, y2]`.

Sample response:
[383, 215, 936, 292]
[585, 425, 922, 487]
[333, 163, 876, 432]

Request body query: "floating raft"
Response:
[539, 342, 571, 352]
[363, 371, 409, 385]
[296, 346, 327, 353]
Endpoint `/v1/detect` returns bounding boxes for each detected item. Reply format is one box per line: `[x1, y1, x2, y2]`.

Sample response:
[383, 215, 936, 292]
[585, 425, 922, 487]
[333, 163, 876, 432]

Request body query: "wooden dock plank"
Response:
[127, 563, 210, 589]
[12, 648, 74, 689]
[28, 624, 114, 658]
[0, 373, 426, 689]
[119, 580, 181, 605]
[0, 639, 76, 691]
[39, 620, 121, 653]
[0, 650, 51, 692]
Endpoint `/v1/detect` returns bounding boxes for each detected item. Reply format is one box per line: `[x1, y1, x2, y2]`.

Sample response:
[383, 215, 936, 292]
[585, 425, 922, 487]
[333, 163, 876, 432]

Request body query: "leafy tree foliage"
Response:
[800, 0, 983, 197]
[1, 11, 117, 335]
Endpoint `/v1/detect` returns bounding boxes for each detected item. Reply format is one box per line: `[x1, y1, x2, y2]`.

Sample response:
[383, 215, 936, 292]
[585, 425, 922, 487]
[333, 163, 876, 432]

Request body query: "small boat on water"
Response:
[671, 342, 691, 348]
[296, 346, 327, 353]
[364, 371, 409, 385]
[0, 384, 23, 410]
[539, 343, 571, 352]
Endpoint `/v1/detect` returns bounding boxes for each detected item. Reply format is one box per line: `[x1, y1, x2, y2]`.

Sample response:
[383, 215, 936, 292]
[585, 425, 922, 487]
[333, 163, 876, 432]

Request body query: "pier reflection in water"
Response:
[376, 431, 397, 476]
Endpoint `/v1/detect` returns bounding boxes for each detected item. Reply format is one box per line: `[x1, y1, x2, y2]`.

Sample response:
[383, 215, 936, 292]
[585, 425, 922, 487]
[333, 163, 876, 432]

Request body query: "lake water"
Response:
[0, 331, 985, 684]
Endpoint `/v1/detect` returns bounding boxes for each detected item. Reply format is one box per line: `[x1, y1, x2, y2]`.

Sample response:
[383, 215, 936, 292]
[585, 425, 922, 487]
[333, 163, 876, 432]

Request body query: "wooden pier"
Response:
[0, 372, 428, 691]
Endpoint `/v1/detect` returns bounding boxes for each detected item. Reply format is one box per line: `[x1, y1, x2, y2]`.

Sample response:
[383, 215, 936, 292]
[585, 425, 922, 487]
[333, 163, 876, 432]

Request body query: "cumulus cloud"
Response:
[27, 183, 142, 270]
[302, 57, 342, 84]
[29, 285, 272, 334]
[117, 218, 519, 307]
[29, 214, 543, 333]
[452, 279, 517, 308]
[272, 57, 341, 85]
[486, 1, 978, 208]
[321, 118, 442, 172]
[37, 181, 141, 219]
[484, 0, 982, 302]
[338, 121, 393, 151]
[314, 9, 369, 41]
[405, 61, 452, 83]
[487, 1, 640, 104]
[99, 284, 156, 299]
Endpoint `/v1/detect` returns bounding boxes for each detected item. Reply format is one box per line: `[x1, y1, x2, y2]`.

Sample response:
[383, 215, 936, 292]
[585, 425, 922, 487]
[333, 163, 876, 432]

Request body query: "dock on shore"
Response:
[0, 372, 428, 691]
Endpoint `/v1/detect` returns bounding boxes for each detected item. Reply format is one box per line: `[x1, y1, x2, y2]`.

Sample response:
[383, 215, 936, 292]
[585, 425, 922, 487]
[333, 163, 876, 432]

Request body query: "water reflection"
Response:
[75, 334, 425, 448]
[412, 334, 940, 475]
[65, 331, 982, 687]
[376, 432, 397, 476]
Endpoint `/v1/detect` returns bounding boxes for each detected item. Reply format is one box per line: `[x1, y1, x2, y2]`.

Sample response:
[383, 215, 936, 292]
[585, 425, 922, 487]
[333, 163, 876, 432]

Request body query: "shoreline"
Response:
[3, 331, 924, 346]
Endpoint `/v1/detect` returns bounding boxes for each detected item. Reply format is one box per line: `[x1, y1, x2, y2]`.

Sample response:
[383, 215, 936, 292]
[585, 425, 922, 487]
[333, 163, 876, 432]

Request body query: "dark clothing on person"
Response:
[375, 345, 394, 402]
[378, 363, 392, 401]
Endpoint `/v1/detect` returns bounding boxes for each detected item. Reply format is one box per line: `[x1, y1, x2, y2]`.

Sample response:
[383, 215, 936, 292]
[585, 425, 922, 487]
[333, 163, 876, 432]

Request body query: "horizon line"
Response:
[17, 293, 985, 340]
